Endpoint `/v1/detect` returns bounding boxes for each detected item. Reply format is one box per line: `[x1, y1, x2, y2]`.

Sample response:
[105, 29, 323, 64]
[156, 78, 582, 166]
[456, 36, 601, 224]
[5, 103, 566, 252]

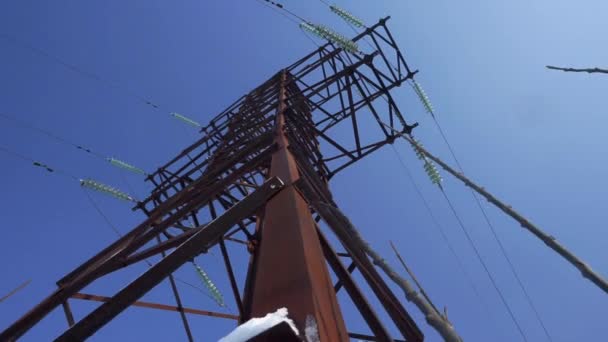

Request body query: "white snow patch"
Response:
[219, 307, 299, 342]
[304, 315, 320, 342]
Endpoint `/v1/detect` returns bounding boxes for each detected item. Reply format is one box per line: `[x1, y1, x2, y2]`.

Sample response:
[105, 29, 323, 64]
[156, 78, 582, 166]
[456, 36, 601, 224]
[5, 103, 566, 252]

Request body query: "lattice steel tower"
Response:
[1, 17, 426, 341]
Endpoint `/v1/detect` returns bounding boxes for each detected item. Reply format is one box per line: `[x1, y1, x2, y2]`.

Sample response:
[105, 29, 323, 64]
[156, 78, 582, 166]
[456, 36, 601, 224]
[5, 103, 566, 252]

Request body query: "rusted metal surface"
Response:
[154, 235, 194, 342]
[318, 229, 393, 341]
[220, 239, 245, 320]
[245, 71, 348, 341]
[333, 261, 356, 292]
[54, 177, 284, 341]
[296, 177, 423, 342]
[61, 300, 75, 327]
[1, 17, 425, 340]
[71, 293, 238, 320]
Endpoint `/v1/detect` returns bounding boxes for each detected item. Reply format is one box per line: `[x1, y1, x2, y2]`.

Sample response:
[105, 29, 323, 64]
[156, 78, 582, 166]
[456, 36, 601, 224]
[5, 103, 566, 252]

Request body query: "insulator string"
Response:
[390, 145, 501, 334]
[404, 76, 554, 340]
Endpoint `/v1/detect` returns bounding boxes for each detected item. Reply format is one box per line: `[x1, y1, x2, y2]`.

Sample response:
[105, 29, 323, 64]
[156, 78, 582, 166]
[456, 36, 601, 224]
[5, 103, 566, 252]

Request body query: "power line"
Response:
[384, 124, 529, 340]
[419, 97, 553, 341]
[0, 33, 159, 109]
[0, 111, 148, 177]
[389, 146, 497, 324]
[440, 187, 529, 341]
[389, 125, 608, 295]
[0, 144, 79, 181]
[0, 280, 31, 304]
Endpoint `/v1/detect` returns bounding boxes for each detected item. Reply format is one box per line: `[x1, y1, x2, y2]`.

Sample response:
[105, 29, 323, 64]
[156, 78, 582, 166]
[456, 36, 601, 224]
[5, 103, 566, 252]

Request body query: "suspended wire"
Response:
[0, 144, 137, 205]
[358, 68, 529, 341]
[0, 112, 148, 176]
[0, 34, 202, 134]
[254, 0, 362, 54]
[389, 145, 497, 322]
[81, 188, 125, 238]
[0, 280, 31, 304]
[382, 123, 528, 340]
[255, 0, 300, 25]
[0, 112, 105, 159]
[0, 144, 79, 181]
[440, 188, 529, 341]
[389, 241, 442, 318]
[411, 84, 553, 340]
[255, 0, 307, 22]
[0, 33, 159, 109]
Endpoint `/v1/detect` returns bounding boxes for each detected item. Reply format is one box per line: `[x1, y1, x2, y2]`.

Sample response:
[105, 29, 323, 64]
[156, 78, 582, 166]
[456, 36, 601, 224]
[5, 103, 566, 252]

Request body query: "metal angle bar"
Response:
[155, 235, 194, 342]
[295, 178, 423, 341]
[61, 301, 75, 327]
[318, 230, 393, 341]
[348, 332, 406, 342]
[54, 177, 284, 341]
[345, 74, 362, 157]
[316, 204, 423, 342]
[219, 239, 245, 319]
[70, 293, 239, 320]
[333, 261, 356, 292]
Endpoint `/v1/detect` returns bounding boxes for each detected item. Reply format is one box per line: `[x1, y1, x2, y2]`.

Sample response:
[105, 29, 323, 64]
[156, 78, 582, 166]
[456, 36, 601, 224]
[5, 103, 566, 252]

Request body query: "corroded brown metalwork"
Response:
[1, 17, 424, 341]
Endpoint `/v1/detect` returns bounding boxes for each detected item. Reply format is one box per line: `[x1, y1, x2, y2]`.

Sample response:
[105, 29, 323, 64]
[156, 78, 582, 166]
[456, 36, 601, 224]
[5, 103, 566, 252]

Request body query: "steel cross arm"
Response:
[101, 223, 209, 277]
[70, 293, 239, 320]
[139, 132, 273, 210]
[0, 176, 282, 341]
[117, 143, 277, 260]
[81, 144, 274, 286]
[54, 177, 285, 341]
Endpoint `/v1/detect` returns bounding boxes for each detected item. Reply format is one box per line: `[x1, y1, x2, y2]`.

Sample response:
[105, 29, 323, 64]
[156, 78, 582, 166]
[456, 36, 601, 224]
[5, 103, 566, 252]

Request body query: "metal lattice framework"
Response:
[1, 17, 425, 341]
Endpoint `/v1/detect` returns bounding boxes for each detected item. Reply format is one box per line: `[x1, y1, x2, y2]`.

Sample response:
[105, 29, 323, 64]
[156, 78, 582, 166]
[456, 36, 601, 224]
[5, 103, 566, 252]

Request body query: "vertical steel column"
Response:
[246, 71, 348, 341]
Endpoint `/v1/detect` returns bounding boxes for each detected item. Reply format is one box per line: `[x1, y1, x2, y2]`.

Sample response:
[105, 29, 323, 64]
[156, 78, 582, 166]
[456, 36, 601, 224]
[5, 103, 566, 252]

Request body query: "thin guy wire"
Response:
[390, 145, 500, 331]
[439, 187, 529, 341]
[427, 112, 553, 341]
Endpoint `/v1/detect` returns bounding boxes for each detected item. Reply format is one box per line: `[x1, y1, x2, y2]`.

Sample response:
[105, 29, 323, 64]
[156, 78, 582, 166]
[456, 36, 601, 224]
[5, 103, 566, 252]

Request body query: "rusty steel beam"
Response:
[2, 17, 426, 340]
[333, 261, 356, 292]
[348, 332, 406, 342]
[54, 177, 284, 341]
[245, 71, 348, 341]
[71, 293, 238, 320]
[155, 235, 194, 342]
[219, 239, 244, 319]
[61, 301, 75, 327]
[318, 229, 393, 342]
[296, 177, 423, 342]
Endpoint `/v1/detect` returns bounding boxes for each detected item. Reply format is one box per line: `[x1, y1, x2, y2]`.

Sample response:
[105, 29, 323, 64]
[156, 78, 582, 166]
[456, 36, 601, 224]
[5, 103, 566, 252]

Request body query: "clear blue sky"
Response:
[1, 1, 607, 341]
